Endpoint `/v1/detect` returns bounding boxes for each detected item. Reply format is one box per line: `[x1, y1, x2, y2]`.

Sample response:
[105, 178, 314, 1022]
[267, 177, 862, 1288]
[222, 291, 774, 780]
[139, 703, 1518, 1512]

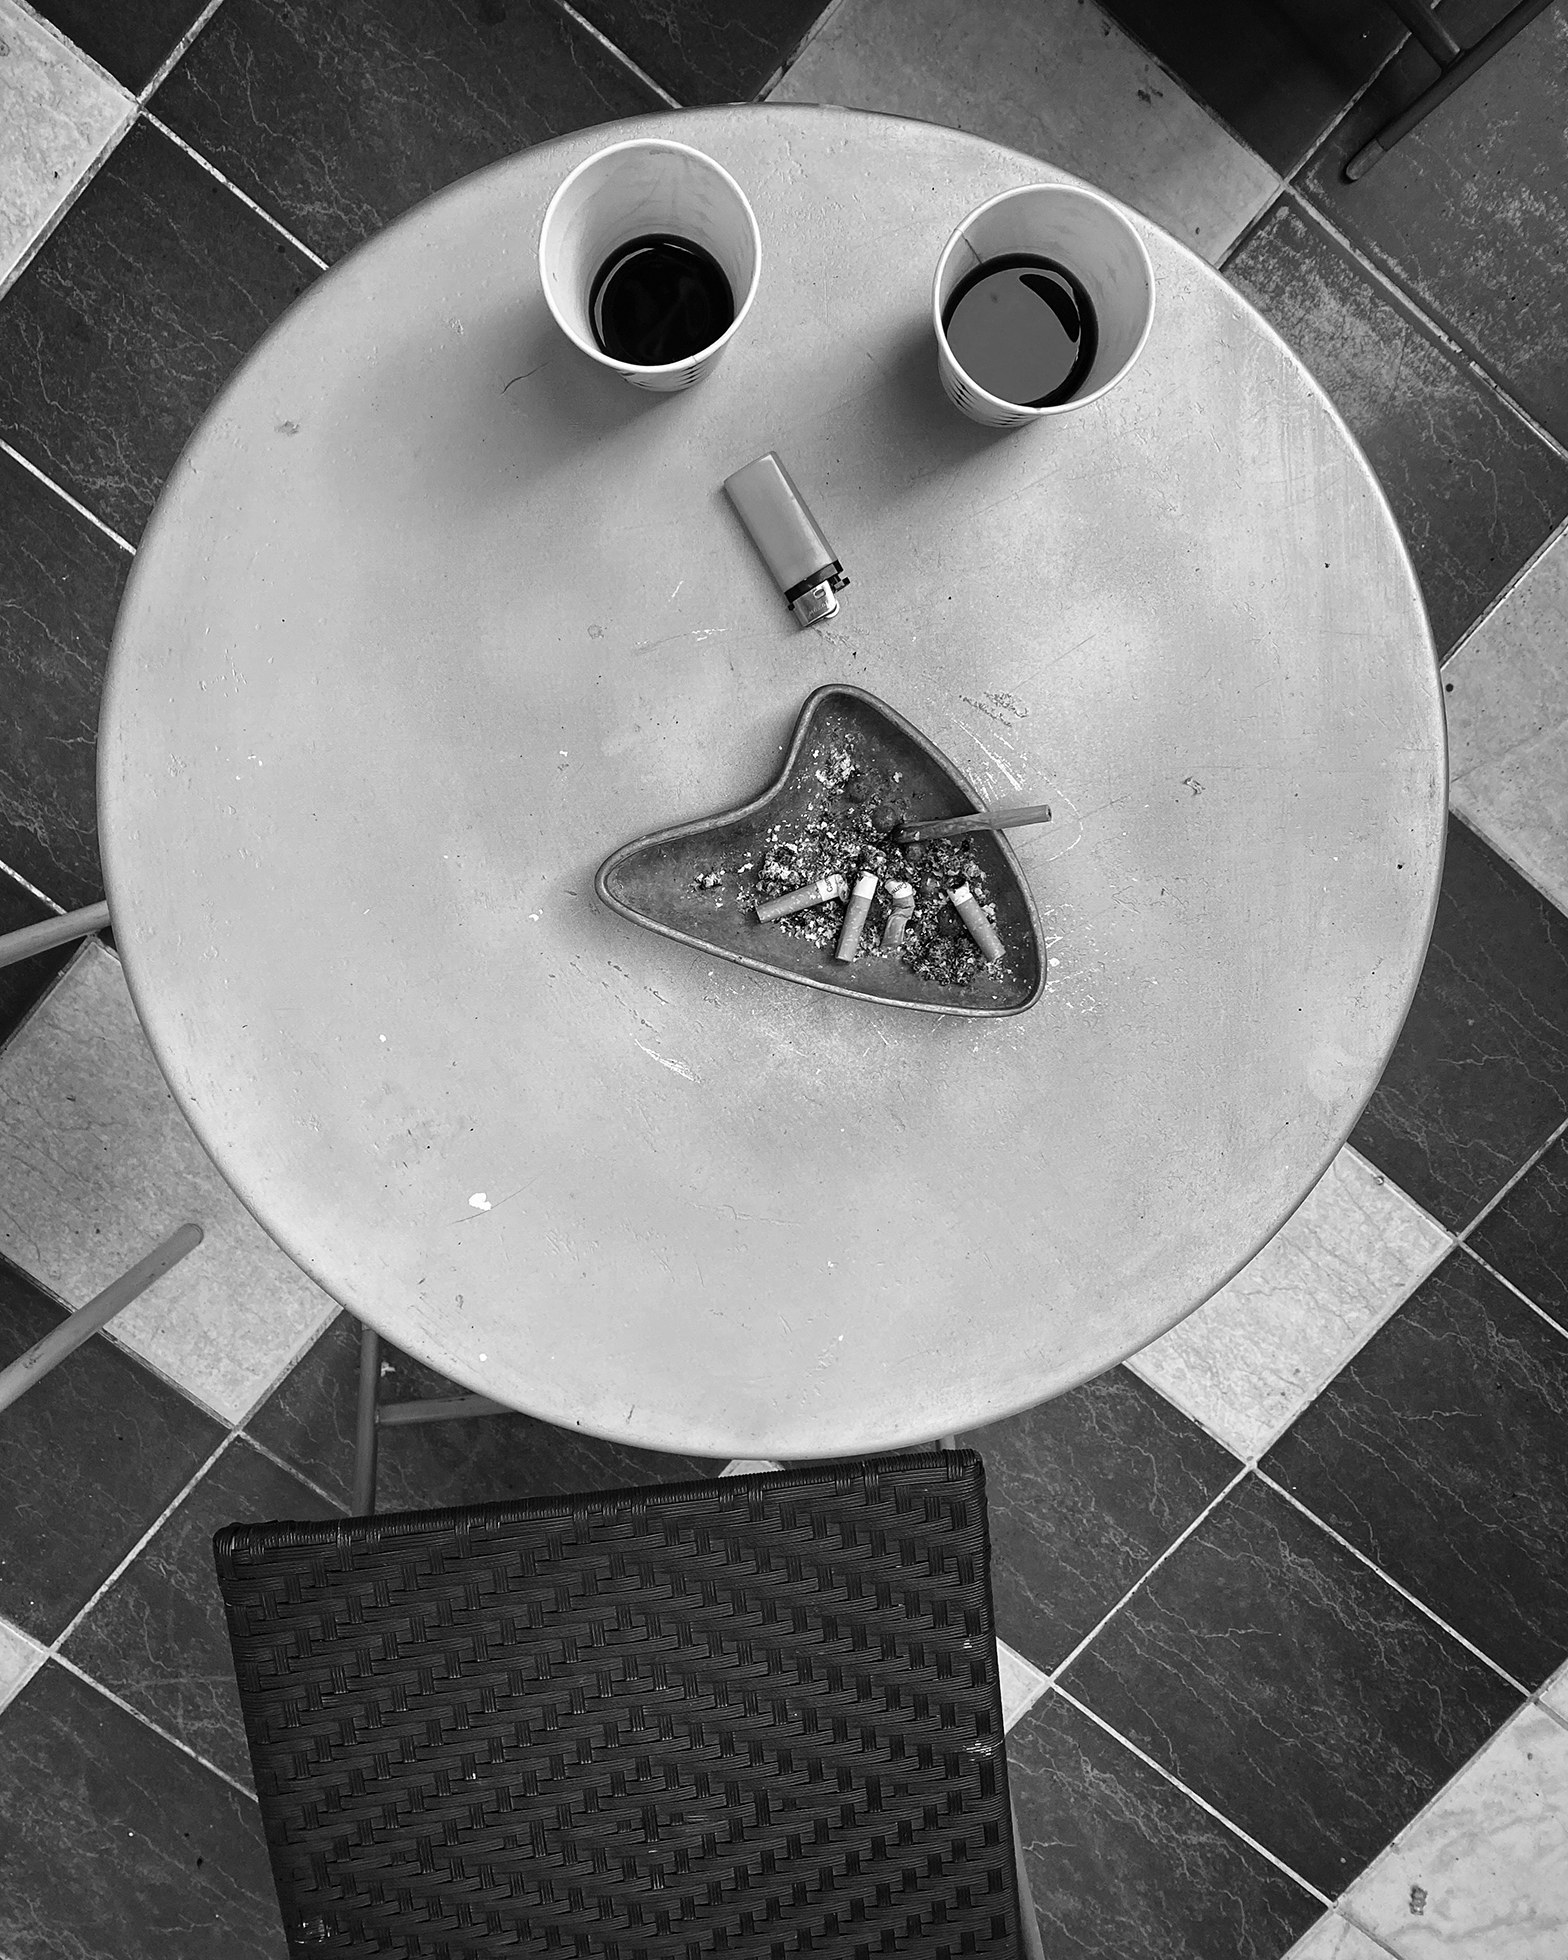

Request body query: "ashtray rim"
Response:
[594, 683, 1046, 1018]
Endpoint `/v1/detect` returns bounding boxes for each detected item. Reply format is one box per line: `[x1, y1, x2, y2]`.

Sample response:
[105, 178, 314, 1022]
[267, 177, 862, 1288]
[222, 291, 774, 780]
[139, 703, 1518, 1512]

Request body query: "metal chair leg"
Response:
[0, 900, 111, 973]
[0, 1224, 204, 1413]
[1346, 0, 1556, 180]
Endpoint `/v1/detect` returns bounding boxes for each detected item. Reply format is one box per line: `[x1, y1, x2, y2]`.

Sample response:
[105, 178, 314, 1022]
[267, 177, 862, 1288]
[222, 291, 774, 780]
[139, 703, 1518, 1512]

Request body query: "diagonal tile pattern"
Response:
[1127, 1144, 1451, 1461]
[0, 940, 339, 1425]
[1444, 522, 1568, 918]
[1, 1, 1566, 1955]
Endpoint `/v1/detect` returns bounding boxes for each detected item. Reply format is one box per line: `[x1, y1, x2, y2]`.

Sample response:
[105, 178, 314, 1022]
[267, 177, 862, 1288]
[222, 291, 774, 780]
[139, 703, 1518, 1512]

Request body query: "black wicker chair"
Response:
[215, 1449, 1044, 1958]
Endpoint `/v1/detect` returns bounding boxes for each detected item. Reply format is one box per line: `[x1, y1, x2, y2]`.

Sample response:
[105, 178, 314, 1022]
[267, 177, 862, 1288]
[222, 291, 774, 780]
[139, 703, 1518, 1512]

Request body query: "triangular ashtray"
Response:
[596, 686, 1045, 1016]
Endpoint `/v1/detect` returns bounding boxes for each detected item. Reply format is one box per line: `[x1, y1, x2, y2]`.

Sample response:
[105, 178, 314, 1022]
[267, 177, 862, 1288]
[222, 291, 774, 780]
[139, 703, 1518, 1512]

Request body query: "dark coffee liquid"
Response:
[589, 233, 734, 366]
[941, 255, 1098, 408]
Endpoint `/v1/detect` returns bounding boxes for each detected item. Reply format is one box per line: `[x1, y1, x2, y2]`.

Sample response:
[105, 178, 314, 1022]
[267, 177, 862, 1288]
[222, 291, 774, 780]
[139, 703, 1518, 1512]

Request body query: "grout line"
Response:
[547, 1, 681, 109]
[1047, 1682, 1334, 1906]
[141, 111, 329, 268]
[1453, 1109, 1568, 1245]
[1278, 185, 1568, 466]
[1046, 1468, 1249, 1687]
[136, 0, 227, 103]
[0, 858, 68, 917]
[759, 0, 853, 94]
[0, 439, 135, 553]
[237, 1430, 350, 1514]
[48, 1650, 258, 1802]
[51, 1433, 240, 1653]
[1444, 511, 1568, 656]
[1256, 1472, 1532, 1697]
[1458, 1241, 1568, 1345]
[1335, 1908, 1412, 1960]
[0, 103, 135, 309]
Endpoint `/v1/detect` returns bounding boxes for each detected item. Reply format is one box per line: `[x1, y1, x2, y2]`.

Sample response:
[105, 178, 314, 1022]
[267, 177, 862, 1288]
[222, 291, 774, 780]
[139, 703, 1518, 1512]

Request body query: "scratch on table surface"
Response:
[636, 1039, 697, 1082]
[965, 732, 1024, 792]
[631, 626, 728, 657]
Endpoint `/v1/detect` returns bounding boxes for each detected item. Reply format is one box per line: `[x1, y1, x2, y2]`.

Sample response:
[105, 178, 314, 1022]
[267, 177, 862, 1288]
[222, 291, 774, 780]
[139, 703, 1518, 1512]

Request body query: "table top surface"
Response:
[100, 105, 1445, 1460]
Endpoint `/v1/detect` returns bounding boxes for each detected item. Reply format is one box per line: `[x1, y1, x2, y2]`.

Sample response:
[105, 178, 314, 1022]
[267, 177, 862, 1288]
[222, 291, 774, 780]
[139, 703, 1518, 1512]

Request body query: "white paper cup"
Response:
[539, 138, 761, 393]
[933, 185, 1155, 430]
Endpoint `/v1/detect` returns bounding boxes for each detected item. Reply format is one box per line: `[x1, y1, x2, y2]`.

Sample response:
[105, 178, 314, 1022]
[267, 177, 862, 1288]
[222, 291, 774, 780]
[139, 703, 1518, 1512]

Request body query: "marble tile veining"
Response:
[0, 940, 338, 1425]
[1007, 1688, 1320, 1959]
[1445, 525, 1568, 920]
[1341, 1702, 1568, 1959]
[0, 1255, 224, 1641]
[0, 1660, 284, 1960]
[963, 1365, 1235, 1673]
[1128, 1145, 1450, 1460]
[0, 0, 131, 296]
[1223, 200, 1568, 659]
[0, 446, 129, 911]
[1349, 816, 1568, 1233]
[1061, 1476, 1521, 1896]
[574, 0, 824, 102]
[1464, 1130, 1568, 1331]
[1264, 1249, 1568, 1690]
[771, 0, 1280, 265]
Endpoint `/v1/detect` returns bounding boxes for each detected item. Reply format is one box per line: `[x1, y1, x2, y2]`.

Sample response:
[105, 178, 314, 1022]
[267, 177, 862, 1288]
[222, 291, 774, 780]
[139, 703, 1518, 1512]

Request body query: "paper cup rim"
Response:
[931, 183, 1156, 419]
[539, 137, 762, 377]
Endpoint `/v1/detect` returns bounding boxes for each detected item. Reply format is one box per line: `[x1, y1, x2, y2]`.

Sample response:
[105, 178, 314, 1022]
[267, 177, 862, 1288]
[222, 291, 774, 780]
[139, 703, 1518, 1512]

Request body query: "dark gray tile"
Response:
[963, 1368, 1236, 1673]
[571, 0, 825, 102]
[1296, 1, 1568, 445]
[0, 1661, 285, 1960]
[0, 119, 316, 543]
[0, 876, 75, 1046]
[0, 447, 129, 912]
[1467, 1132, 1568, 1326]
[1223, 197, 1568, 655]
[1263, 1249, 1568, 1688]
[63, 1436, 340, 1788]
[1060, 1475, 1520, 1896]
[0, 1258, 225, 1641]
[25, 0, 209, 93]
[1350, 815, 1568, 1231]
[1007, 1690, 1319, 1959]
[151, 0, 664, 265]
[1092, 0, 1409, 176]
[245, 1313, 723, 1514]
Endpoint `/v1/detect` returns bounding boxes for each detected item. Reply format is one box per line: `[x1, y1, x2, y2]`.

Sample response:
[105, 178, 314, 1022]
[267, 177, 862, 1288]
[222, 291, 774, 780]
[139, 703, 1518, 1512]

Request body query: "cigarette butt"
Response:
[835, 872, 879, 962]
[881, 880, 916, 949]
[755, 873, 848, 924]
[949, 883, 1003, 962]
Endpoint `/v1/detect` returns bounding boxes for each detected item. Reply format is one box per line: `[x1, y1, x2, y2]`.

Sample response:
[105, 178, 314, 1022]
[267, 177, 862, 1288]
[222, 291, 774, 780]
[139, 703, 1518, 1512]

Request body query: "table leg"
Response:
[353, 1322, 380, 1516]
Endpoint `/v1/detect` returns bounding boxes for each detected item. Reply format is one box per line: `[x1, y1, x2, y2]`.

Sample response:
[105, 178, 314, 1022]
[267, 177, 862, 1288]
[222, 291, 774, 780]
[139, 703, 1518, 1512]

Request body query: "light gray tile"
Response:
[1542, 1661, 1568, 1724]
[0, 940, 337, 1424]
[1446, 523, 1568, 917]
[1127, 1147, 1451, 1460]
[997, 1636, 1048, 1733]
[1284, 1914, 1392, 1960]
[0, 0, 131, 294]
[0, 1613, 47, 1714]
[771, 0, 1280, 264]
[1340, 1702, 1568, 1958]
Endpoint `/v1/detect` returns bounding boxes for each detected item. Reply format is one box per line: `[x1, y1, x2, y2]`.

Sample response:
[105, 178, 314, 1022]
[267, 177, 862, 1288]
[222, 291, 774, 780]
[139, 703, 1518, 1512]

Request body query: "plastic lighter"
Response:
[723, 453, 849, 628]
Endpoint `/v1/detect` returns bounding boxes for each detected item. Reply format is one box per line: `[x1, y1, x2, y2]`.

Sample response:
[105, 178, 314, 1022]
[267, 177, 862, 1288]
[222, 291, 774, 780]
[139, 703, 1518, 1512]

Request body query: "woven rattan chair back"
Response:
[215, 1449, 1032, 1958]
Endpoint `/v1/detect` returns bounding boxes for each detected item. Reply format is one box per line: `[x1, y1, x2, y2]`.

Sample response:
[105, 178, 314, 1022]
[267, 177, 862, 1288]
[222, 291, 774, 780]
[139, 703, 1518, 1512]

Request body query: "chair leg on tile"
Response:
[352, 1322, 381, 1517]
[1010, 1792, 1046, 1960]
[0, 1224, 203, 1415]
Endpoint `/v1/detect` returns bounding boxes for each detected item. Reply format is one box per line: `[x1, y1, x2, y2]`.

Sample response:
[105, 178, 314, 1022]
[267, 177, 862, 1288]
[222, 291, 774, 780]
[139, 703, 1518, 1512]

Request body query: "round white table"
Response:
[100, 106, 1445, 1460]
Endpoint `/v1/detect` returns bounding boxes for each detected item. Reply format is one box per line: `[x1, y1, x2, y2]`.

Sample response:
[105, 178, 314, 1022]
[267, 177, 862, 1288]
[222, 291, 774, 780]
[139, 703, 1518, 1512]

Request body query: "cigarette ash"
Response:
[690, 739, 1011, 986]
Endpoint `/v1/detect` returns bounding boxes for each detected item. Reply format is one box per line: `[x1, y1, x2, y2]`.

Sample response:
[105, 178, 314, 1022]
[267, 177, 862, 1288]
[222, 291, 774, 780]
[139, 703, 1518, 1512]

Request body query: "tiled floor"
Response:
[1, 0, 1566, 1954]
